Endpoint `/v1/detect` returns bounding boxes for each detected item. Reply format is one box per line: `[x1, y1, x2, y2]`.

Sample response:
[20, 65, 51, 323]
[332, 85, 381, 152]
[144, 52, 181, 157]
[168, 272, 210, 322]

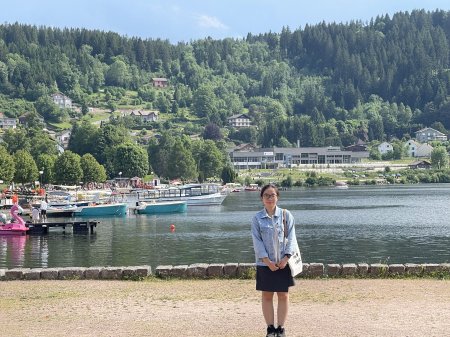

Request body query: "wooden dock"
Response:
[25, 220, 99, 234]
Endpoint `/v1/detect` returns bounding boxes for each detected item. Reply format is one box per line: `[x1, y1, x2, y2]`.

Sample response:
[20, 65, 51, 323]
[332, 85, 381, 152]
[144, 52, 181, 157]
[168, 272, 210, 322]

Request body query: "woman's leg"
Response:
[261, 291, 275, 325]
[276, 292, 289, 326]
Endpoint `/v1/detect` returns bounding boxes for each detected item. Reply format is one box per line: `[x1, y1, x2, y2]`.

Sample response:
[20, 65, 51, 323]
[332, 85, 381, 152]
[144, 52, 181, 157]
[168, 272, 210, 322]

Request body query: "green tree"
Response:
[80, 154, 107, 183]
[36, 154, 56, 185]
[2, 128, 31, 153]
[431, 147, 449, 169]
[221, 165, 237, 184]
[54, 151, 83, 185]
[193, 140, 224, 179]
[112, 143, 149, 178]
[13, 150, 38, 184]
[167, 139, 197, 180]
[0, 145, 15, 183]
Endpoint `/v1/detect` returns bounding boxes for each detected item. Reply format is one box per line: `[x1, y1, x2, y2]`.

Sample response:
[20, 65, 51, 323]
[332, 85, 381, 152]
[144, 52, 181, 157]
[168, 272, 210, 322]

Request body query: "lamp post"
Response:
[118, 172, 122, 188]
[39, 170, 44, 187]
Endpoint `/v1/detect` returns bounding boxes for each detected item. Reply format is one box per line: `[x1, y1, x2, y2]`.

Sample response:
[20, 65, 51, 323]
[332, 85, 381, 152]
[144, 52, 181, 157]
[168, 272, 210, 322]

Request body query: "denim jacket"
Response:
[251, 206, 298, 266]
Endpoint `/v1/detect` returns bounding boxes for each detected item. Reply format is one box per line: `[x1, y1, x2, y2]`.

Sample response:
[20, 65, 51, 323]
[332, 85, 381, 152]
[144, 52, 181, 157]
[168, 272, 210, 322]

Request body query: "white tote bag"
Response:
[283, 209, 303, 277]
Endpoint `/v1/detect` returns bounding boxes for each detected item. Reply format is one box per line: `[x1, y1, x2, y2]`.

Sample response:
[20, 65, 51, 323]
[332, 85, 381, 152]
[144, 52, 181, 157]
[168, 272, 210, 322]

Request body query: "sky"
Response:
[2, 0, 450, 43]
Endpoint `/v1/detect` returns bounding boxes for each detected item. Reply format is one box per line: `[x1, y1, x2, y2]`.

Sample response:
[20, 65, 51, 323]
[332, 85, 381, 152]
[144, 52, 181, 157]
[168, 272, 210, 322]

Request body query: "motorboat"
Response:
[136, 200, 187, 214]
[73, 203, 127, 216]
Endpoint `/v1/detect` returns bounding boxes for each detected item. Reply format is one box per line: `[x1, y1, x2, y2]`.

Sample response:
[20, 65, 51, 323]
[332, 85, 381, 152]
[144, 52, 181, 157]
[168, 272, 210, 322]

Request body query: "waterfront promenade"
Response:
[1, 278, 449, 337]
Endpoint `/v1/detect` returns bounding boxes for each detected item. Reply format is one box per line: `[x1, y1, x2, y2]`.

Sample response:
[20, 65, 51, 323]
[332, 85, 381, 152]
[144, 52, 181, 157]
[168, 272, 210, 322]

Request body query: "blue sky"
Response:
[1, 0, 450, 43]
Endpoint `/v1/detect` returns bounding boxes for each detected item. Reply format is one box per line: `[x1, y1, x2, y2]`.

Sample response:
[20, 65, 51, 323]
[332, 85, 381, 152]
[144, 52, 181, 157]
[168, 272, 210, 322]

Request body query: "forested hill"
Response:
[2, 9, 450, 145]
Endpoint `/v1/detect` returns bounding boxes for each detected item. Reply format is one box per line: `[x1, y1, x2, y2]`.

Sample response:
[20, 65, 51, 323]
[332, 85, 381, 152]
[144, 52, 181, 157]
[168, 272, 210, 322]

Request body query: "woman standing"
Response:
[251, 184, 298, 337]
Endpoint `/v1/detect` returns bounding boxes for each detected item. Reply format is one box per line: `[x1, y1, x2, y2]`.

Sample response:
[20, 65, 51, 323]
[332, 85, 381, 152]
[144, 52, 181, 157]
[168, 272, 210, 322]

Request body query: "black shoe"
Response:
[266, 325, 277, 337]
[276, 326, 286, 337]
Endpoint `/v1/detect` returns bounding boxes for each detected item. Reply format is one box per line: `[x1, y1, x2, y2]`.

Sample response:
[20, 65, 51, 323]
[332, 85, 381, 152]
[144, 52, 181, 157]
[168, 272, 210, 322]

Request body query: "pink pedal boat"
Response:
[0, 204, 29, 235]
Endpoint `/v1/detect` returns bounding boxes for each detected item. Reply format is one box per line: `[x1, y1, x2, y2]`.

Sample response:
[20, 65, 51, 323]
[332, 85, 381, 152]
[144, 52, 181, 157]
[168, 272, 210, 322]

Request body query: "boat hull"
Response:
[137, 201, 187, 214]
[74, 203, 127, 216]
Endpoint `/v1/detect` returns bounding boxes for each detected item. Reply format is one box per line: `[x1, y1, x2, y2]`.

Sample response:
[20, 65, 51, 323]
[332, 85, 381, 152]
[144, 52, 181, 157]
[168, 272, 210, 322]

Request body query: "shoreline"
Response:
[2, 262, 450, 281]
[1, 278, 449, 337]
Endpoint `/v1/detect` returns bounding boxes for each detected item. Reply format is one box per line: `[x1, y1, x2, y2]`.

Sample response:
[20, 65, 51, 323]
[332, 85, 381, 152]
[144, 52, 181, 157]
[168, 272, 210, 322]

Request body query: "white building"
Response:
[377, 142, 393, 155]
[51, 93, 72, 109]
[227, 114, 251, 128]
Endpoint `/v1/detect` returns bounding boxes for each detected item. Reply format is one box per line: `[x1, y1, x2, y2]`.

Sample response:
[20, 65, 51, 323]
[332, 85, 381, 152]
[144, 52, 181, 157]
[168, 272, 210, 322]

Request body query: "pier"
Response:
[25, 220, 99, 234]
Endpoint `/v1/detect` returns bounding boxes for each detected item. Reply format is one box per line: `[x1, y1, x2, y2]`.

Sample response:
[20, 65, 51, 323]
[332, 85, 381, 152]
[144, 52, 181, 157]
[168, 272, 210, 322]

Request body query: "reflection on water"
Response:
[1, 184, 450, 269]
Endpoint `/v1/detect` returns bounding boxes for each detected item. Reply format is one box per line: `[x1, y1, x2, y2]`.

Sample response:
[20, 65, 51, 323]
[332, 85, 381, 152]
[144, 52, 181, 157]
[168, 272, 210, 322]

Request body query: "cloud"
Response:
[197, 14, 228, 30]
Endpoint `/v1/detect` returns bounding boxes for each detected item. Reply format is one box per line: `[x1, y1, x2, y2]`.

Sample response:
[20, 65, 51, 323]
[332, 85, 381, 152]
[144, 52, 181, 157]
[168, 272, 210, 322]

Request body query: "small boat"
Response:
[136, 201, 187, 214]
[73, 203, 127, 216]
[335, 181, 349, 189]
[0, 204, 29, 235]
[244, 183, 260, 191]
[47, 205, 78, 217]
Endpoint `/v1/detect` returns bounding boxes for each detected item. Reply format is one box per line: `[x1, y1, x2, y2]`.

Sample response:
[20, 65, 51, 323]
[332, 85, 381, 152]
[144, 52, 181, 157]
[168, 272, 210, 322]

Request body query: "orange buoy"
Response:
[170, 224, 176, 232]
[11, 194, 18, 204]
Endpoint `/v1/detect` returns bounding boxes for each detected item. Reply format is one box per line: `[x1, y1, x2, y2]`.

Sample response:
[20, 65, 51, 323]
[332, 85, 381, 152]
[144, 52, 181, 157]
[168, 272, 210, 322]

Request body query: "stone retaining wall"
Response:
[1, 263, 450, 281]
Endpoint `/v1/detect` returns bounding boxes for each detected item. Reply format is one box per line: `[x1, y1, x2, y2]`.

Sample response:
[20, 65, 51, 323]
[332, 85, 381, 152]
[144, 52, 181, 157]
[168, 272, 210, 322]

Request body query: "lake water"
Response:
[1, 184, 450, 269]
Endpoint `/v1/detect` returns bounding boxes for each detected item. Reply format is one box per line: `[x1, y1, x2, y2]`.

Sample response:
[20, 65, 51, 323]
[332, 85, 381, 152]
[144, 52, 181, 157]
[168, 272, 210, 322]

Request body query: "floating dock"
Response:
[25, 220, 99, 234]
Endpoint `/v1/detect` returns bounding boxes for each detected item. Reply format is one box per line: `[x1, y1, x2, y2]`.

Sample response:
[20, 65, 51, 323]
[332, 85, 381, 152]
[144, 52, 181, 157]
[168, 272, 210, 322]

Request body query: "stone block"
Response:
[357, 263, 369, 276]
[308, 263, 324, 277]
[405, 263, 422, 275]
[40, 268, 59, 280]
[23, 269, 41, 280]
[369, 264, 388, 277]
[207, 264, 224, 278]
[342, 264, 357, 276]
[5, 268, 29, 280]
[298, 263, 309, 278]
[171, 265, 188, 278]
[155, 265, 173, 278]
[123, 265, 151, 279]
[223, 263, 238, 277]
[326, 264, 341, 277]
[187, 263, 209, 278]
[388, 264, 405, 275]
[84, 267, 102, 280]
[100, 267, 123, 280]
[422, 264, 440, 275]
[439, 263, 450, 272]
[237, 263, 256, 278]
[58, 267, 86, 280]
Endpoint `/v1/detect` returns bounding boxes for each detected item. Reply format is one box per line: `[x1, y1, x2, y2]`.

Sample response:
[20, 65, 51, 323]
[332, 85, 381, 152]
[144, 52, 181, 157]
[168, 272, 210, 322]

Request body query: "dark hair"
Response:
[260, 184, 280, 198]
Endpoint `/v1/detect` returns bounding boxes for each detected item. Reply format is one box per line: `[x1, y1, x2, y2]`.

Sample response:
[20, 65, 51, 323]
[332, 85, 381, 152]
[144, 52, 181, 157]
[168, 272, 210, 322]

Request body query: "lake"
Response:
[1, 184, 450, 269]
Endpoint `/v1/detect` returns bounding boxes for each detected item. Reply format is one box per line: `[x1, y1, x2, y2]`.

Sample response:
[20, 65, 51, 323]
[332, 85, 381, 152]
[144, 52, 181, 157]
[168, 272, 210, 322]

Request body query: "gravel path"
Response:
[1, 278, 449, 337]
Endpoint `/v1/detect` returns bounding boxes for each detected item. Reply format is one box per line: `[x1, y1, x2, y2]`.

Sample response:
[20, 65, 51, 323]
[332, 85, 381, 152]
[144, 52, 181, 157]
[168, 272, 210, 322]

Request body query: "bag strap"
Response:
[283, 208, 287, 238]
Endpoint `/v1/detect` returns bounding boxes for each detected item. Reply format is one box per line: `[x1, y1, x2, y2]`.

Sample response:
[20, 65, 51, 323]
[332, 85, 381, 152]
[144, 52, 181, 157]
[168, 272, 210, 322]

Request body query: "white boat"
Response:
[135, 183, 227, 206]
[335, 181, 349, 189]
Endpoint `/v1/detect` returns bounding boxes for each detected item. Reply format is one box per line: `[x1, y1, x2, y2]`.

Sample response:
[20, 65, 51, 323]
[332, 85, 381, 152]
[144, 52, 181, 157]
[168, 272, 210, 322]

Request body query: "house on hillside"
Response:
[18, 112, 45, 126]
[0, 112, 17, 129]
[227, 113, 251, 128]
[415, 127, 447, 142]
[377, 142, 393, 155]
[408, 160, 432, 170]
[130, 110, 159, 122]
[56, 130, 71, 149]
[416, 143, 433, 157]
[51, 93, 72, 109]
[405, 140, 420, 157]
[405, 140, 433, 157]
[152, 78, 168, 88]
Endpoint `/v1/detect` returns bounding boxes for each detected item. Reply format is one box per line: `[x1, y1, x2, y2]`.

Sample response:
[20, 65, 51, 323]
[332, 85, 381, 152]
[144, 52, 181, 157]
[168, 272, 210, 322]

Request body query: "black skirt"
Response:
[256, 265, 295, 292]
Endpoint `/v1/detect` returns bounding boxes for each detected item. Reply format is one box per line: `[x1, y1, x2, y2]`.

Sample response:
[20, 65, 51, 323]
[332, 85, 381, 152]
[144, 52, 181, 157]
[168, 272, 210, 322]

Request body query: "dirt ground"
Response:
[1, 278, 449, 337]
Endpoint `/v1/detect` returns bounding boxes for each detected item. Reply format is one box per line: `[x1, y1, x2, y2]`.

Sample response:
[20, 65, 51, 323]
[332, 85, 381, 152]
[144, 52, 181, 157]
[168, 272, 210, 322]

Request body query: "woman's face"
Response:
[261, 187, 278, 209]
